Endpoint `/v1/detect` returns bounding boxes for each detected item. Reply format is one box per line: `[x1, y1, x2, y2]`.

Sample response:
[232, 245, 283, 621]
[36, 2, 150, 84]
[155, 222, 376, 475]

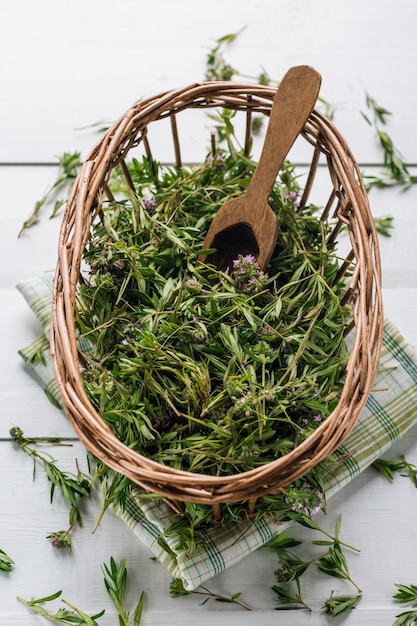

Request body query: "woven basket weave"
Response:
[51, 80, 383, 517]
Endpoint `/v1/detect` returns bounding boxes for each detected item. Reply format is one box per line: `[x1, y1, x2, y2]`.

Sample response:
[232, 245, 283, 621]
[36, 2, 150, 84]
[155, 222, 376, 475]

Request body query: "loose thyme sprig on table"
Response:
[169, 577, 251, 611]
[102, 557, 145, 625]
[373, 454, 417, 487]
[0, 549, 14, 573]
[392, 583, 417, 625]
[10, 426, 92, 549]
[74, 124, 349, 536]
[18, 151, 83, 237]
[17, 589, 105, 625]
[361, 94, 417, 191]
[269, 514, 362, 615]
[17, 557, 144, 625]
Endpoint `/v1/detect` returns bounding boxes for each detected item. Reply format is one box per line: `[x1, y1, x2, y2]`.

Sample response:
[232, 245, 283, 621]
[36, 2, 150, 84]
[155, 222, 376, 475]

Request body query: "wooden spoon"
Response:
[199, 65, 322, 272]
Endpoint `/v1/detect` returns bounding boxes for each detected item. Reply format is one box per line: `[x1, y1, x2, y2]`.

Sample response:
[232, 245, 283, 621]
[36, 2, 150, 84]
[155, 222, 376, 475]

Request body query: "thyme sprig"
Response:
[76, 139, 348, 536]
[18, 151, 82, 237]
[17, 557, 144, 624]
[322, 592, 362, 616]
[169, 577, 251, 611]
[102, 557, 145, 625]
[46, 521, 78, 552]
[272, 577, 312, 612]
[10, 426, 91, 546]
[205, 30, 337, 119]
[270, 514, 362, 615]
[361, 94, 417, 191]
[0, 549, 14, 573]
[284, 510, 360, 553]
[17, 590, 105, 625]
[393, 583, 417, 625]
[373, 454, 417, 487]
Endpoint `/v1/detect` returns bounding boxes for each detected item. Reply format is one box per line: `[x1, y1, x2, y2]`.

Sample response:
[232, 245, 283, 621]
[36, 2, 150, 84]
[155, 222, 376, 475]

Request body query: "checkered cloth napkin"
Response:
[17, 272, 417, 590]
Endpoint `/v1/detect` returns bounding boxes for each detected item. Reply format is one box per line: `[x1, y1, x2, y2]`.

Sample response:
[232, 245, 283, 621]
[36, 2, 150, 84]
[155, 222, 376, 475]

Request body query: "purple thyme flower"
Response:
[144, 198, 156, 211]
[232, 254, 268, 294]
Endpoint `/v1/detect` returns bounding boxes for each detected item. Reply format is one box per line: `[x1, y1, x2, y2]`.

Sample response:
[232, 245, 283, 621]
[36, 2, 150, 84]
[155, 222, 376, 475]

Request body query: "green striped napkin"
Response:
[17, 273, 417, 590]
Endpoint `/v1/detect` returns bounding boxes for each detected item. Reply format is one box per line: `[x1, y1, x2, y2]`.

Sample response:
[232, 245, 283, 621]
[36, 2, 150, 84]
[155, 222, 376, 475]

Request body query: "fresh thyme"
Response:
[46, 523, 78, 552]
[205, 30, 337, 119]
[102, 557, 145, 625]
[272, 577, 312, 612]
[74, 130, 348, 535]
[322, 592, 362, 617]
[18, 151, 83, 237]
[361, 94, 417, 191]
[17, 590, 105, 625]
[269, 514, 362, 615]
[392, 583, 417, 625]
[17, 557, 144, 625]
[205, 30, 242, 82]
[373, 454, 417, 487]
[0, 549, 14, 573]
[169, 577, 251, 611]
[10, 426, 91, 548]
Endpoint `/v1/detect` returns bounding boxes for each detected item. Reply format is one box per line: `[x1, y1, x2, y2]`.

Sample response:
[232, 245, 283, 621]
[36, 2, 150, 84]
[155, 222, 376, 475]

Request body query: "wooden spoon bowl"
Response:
[199, 65, 322, 272]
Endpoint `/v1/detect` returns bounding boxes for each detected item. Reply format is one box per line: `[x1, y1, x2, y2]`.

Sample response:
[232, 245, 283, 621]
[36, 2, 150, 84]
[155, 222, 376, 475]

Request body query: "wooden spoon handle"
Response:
[246, 66, 322, 206]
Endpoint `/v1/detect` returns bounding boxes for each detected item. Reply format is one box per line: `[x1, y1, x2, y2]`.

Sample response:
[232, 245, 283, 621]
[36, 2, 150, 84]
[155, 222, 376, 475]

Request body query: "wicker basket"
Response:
[51, 80, 383, 518]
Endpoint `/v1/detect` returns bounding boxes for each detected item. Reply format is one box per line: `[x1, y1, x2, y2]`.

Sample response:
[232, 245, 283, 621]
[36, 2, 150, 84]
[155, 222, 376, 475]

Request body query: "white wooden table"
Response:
[1, 1, 417, 623]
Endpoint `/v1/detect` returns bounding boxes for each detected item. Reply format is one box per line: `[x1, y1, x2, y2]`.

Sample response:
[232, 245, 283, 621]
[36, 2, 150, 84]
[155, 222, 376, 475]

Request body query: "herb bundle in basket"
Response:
[51, 80, 383, 529]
